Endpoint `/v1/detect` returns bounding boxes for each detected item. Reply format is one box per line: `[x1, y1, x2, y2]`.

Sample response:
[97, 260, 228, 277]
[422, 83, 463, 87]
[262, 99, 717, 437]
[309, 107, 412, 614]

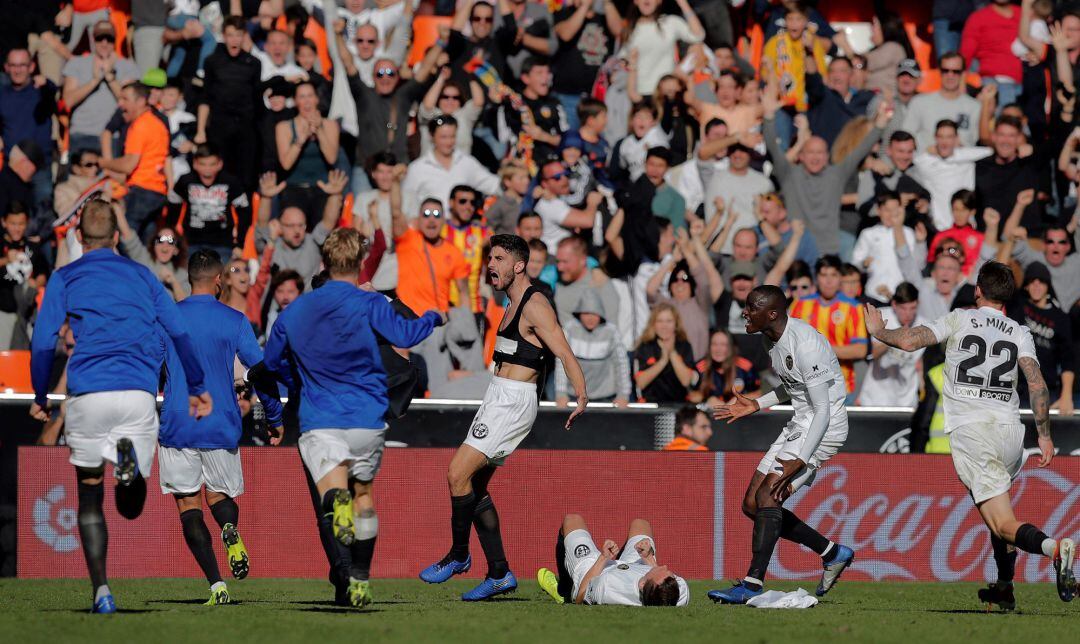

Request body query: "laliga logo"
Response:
[33, 484, 79, 553]
[771, 465, 1080, 583]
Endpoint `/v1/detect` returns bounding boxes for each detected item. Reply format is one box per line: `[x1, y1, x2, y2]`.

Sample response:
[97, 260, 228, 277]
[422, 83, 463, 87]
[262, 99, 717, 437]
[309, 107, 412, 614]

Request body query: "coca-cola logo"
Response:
[767, 463, 1080, 583]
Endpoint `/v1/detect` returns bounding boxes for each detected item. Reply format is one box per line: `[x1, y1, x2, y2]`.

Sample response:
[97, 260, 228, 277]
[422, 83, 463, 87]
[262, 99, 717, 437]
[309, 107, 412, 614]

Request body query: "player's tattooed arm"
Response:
[1020, 357, 1052, 439]
[864, 304, 938, 352]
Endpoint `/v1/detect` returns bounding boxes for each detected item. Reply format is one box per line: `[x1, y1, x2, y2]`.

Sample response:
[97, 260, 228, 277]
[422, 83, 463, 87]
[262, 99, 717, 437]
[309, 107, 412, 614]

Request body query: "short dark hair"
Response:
[366, 151, 397, 175]
[654, 216, 672, 233]
[976, 261, 1015, 304]
[646, 146, 672, 165]
[4, 201, 28, 218]
[193, 143, 220, 160]
[1042, 225, 1074, 252]
[630, 100, 658, 120]
[935, 119, 959, 135]
[889, 130, 914, 145]
[892, 281, 919, 304]
[427, 113, 457, 135]
[784, 0, 810, 17]
[675, 405, 704, 434]
[785, 259, 812, 284]
[450, 185, 478, 202]
[716, 69, 745, 88]
[995, 114, 1024, 133]
[71, 149, 97, 167]
[124, 81, 151, 102]
[641, 575, 680, 606]
[840, 263, 861, 278]
[815, 254, 843, 275]
[270, 268, 305, 297]
[188, 248, 224, 284]
[527, 237, 548, 255]
[577, 97, 607, 123]
[223, 15, 247, 33]
[951, 188, 976, 211]
[875, 190, 901, 208]
[489, 233, 530, 265]
[518, 211, 541, 225]
[520, 56, 549, 77]
[828, 56, 852, 71]
[940, 51, 966, 69]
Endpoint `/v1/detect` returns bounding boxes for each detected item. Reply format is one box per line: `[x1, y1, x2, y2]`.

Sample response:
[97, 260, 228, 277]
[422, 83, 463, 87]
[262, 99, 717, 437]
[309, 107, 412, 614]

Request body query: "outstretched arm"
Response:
[864, 303, 939, 352]
[1020, 356, 1054, 466]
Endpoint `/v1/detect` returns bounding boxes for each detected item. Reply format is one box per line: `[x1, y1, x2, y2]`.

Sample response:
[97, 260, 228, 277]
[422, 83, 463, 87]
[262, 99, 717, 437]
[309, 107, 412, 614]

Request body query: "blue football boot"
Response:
[419, 554, 472, 583]
[461, 571, 518, 601]
[708, 582, 763, 604]
[817, 544, 855, 596]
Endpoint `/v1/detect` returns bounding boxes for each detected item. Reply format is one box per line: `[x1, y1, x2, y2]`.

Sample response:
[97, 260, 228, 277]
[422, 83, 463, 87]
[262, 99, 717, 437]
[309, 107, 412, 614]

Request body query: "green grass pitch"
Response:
[1, 578, 1076, 643]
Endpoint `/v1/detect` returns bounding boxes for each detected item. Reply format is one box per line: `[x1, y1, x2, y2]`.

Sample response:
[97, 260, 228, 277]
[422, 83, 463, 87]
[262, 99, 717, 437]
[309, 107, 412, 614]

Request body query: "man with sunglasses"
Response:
[443, 186, 491, 315]
[902, 52, 982, 151]
[53, 150, 102, 218]
[393, 198, 471, 319]
[1009, 225, 1080, 312]
[61, 20, 139, 155]
[535, 159, 603, 254]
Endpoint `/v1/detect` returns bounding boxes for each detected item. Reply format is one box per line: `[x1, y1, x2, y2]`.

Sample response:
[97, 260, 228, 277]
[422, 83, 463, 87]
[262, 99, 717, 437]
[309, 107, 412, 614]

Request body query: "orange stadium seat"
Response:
[0, 350, 32, 394]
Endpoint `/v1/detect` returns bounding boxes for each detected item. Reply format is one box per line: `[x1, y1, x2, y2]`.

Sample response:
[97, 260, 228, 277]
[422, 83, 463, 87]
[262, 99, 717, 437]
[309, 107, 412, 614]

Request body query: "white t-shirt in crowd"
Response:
[858, 307, 928, 408]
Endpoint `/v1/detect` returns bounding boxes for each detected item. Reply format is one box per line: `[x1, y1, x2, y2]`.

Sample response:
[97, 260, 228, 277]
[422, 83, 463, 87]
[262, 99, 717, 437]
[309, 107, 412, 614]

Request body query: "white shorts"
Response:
[563, 529, 655, 601]
[756, 414, 849, 491]
[949, 422, 1026, 504]
[298, 427, 386, 484]
[462, 376, 538, 466]
[65, 390, 159, 477]
[158, 446, 244, 498]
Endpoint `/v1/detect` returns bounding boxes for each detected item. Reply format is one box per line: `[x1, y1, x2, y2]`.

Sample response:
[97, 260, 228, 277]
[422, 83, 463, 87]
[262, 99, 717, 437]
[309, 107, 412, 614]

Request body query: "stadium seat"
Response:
[0, 351, 32, 394]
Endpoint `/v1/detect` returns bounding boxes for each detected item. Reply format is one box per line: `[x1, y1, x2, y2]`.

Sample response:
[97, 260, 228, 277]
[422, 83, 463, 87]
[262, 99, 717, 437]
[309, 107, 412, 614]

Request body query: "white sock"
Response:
[820, 543, 835, 561]
[743, 576, 763, 589]
[94, 585, 111, 601]
[355, 513, 378, 540]
[1042, 538, 1057, 558]
[210, 581, 227, 592]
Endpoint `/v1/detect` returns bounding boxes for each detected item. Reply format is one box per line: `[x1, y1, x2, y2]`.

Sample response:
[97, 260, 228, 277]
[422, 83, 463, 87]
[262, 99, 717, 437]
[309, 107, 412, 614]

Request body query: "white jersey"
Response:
[585, 561, 690, 607]
[766, 318, 848, 426]
[859, 308, 929, 408]
[927, 307, 1038, 432]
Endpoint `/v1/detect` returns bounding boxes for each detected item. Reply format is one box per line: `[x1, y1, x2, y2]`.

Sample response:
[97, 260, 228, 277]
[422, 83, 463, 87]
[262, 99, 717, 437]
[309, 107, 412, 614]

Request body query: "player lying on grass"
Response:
[262, 227, 444, 609]
[865, 261, 1076, 610]
[536, 513, 689, 606]
[708, 285, 855, 604]
[158, 249, 285, 606]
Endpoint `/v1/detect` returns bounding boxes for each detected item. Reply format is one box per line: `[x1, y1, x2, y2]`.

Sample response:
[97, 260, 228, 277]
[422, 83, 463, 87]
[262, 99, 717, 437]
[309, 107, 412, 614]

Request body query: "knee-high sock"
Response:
[78, 481, 108, 594]
[780, 508, 833, 558]
[555, 529, 573, 602]
[1014, 523, 1057, 558]
[350, 509, 378, 581]
[303, 467, 350, 585]
[448, 492, 477, 562]
[209, 497, 240, 530]
[991, 532, 1017, 584]
[180, 509, 223, 585]
[473, 495, 508, 578]
[745, 507, 783, 586]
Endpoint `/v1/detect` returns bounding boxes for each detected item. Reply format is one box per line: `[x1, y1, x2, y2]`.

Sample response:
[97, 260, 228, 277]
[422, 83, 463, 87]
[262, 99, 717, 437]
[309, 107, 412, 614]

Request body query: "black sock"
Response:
[473, 495, 508, 578]
[180, 509, 223, 584]
[555, 529, 573, 602]
[1014, 523, 1053, 556]
[991, 532, 1017, 584]
[448, 492, 477, 562]
[209, 497, 239, 530]
[780, 508, 832, 557]
[303, 468, 349, 589]
[745, 507, 783, 587]
[77, 481, 108, 593]
[349, 509, 377, 581]
[114, 476, 147, 520]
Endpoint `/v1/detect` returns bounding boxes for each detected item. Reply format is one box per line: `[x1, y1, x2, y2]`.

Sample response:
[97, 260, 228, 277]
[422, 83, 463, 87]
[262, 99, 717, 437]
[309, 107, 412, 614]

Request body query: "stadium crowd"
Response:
[1, 0, 1079, 419]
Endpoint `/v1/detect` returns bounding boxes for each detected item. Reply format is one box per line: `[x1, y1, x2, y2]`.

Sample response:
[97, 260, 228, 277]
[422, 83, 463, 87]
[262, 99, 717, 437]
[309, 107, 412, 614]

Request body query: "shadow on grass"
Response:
[293, 599, 415, 607]
[42, 608, 162, 614]
[296, 607, 385, 614]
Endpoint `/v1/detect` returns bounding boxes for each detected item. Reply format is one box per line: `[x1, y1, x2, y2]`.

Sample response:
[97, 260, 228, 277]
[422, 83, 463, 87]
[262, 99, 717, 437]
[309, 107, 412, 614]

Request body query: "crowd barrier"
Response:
[18, 447, 1080, 583]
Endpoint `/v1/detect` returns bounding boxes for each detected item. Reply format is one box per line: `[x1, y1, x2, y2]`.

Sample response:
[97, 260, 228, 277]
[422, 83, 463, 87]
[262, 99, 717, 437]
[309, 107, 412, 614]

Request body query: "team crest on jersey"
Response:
[574, 544, 591, 557]
[540, 106, 552, 119]
[471, 423, 489, 439]
[831, 309, 846, 325]
[617, 563, 630, 570]
[785, 355, 793, 370]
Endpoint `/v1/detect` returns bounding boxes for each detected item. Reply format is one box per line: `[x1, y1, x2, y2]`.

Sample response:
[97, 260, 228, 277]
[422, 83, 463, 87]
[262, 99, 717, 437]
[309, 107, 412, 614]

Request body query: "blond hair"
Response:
[499, 159, 528, 188]
[321, 227, 363, 276]
[831, 116, 873, 165]
[635, 302, 689, 349]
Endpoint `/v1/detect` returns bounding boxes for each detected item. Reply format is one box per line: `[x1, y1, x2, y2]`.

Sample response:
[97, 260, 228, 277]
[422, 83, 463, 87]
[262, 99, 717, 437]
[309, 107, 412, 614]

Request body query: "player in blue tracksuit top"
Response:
[28, 200, 213, 614]
[158, 249, 285, 606]
[262, 227, 443, 609]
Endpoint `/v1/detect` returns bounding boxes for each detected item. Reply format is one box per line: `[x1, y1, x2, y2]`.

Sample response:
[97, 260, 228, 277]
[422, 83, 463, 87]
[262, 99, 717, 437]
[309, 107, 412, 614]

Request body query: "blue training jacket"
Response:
[159, 294, 284, 449]
[263, 280, 440, 432]
[31, 248, 206, 406]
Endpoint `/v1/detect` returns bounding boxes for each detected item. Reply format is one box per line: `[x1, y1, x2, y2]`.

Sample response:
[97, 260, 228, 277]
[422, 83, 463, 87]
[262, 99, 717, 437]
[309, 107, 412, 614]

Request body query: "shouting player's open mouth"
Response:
[488, 269, 502, 289]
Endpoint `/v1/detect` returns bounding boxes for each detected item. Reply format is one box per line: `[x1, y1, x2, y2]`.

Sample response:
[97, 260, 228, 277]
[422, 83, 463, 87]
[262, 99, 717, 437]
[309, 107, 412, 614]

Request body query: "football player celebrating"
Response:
[865, 262, 1075, 609]
[708, 285, 854, 604]
[158, 249, 285, 605]
[419, 234, 588, 601]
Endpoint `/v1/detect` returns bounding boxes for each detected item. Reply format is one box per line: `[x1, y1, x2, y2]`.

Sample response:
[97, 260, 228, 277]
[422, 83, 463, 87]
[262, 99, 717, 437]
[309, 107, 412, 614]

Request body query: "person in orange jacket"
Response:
[663, 405, 712, 451]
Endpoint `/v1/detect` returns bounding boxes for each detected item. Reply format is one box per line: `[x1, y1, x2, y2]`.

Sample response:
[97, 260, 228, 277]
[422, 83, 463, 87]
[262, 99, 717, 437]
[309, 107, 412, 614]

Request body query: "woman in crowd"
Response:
[117, 204, 189, 302]
[418, 67, 483, 157]
[276, 80, 341, 219]
[865, 12, 915, 96]
[689, 329, 761, 406]
[632, 302, 699, 403]
[619, 0, 705, 98]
